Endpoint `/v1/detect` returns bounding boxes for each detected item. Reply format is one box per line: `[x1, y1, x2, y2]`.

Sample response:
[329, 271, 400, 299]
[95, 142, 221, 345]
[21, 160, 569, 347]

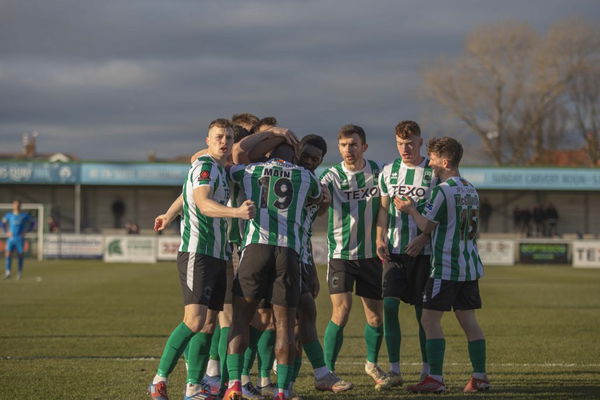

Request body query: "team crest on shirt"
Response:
[199, 170, 210, 182]
[423, 170, 433, 184]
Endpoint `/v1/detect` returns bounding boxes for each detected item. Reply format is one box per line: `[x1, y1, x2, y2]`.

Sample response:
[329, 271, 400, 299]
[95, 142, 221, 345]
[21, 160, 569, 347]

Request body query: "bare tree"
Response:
[423, 19, 597, 165]
[542, 19, 600, 165]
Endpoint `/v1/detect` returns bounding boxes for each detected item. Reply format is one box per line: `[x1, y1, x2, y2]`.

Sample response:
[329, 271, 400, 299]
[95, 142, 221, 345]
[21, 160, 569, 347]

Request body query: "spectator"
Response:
[111, 198, 126, 228]
[545, 203, 559, 237]
[480, 198, 492, 233]
[48, 216, 59, 233]
[125, 221, 140, 234]
[521, 208, 532, 237]
[533, 204, 546, 237]
[512, 206, 522, 233]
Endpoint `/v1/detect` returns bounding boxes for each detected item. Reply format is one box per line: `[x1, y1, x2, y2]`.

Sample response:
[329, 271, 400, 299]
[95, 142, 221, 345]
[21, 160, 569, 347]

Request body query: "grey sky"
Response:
[1, 0, 599, 164]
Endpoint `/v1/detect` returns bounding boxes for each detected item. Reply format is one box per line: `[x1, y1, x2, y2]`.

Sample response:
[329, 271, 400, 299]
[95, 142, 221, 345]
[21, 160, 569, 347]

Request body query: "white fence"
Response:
[39, 234, 600, 268]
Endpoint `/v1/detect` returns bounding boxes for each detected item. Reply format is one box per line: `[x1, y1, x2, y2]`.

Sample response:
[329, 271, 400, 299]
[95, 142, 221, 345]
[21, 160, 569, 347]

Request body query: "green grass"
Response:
[1, 260, 600, 399]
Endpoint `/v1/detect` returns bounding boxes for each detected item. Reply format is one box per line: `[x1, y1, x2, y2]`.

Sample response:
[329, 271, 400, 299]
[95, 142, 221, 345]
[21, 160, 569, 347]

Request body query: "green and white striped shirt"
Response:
[179, 155, 231, 260]
[379, 157, 437, 255]
[320, 160, 383, 260]
[227, 183, 246, 245]
[422, 176, 484, 281]
[299, 203, 320, 265]
[230, 159, 321, 254]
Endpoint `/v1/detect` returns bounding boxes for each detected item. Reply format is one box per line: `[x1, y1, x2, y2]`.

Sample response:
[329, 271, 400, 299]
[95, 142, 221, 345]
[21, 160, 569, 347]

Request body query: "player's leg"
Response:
[411, 255, 433, 380]
[323, 259, 354, 372]
[224, 244, 272, 400]
[356, 258, 391, 390]
[454, 280, 489, 393]
[407, 277, 450, 394]
[271, 246, 302, 399]
[217, 305, 233, 392]
[381, 256, 404, 383]
[148, 252, 211, 400]
[184, 309, 218, 399]
[15, 238, 25, 279]
[255, 305, 276, 396]
[4, 240, 15, 279]
[297, 264, 352, 393]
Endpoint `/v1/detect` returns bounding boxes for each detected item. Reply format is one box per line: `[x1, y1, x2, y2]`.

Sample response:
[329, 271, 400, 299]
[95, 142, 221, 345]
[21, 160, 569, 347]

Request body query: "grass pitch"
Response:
[1, 260, 600, 399]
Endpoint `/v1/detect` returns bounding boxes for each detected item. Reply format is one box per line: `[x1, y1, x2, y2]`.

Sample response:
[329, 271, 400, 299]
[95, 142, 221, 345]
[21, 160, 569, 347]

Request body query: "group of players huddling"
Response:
[148, 114, 490, 400]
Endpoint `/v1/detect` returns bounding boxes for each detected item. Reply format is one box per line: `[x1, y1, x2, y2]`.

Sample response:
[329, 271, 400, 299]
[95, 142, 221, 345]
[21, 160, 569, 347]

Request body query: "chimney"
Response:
[22, 131, 38, 158]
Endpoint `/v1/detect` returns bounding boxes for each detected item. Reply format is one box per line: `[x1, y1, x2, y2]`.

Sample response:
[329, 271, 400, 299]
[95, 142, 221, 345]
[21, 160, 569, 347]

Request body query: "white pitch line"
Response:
[2, 357, 600, 367]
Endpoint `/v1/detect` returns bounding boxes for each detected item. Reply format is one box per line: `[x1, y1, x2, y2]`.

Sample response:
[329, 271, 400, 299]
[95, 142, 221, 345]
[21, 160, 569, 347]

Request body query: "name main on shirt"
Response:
[263, 168, 291, 178]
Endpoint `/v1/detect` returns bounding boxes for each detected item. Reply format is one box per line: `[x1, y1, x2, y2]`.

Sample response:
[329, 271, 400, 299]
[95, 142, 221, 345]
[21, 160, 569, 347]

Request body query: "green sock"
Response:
[364, 323, 384, 364]
[426, 338, 446, 376]
[468, 339, 486, 373]
[323, 321, 344, 371]
[257, 329, 276, 378]
[383, 298, 401, 363]
[276, 364, 293, 390]
[186, 332, 212, 384]
[209, 326, 221, 360]
[303, 340, 326, 369]
[415, 305, 427, 363]
[242, 326, 262, 375]
[290, 355, 302, 383]
[227, 353, 243, 382]
[219, 327, 231, 386]
[156, 322, 195, 377]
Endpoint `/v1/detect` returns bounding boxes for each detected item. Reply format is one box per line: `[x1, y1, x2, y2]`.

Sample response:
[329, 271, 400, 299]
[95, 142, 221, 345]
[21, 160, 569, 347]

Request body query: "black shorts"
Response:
[422, 278, 482, 311]
[177, 252, 226, 310]
[224, 244, 240, 305]
[327, 258, 382, 300]
[300, 262, 317, 296]
[234, 244, 301, 307]
[383, 254, 430, 305]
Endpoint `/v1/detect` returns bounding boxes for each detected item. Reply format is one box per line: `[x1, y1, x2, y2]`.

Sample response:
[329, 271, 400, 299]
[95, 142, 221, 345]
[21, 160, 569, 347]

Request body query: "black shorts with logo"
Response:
[422, 278, 482, 311]
[177, 252, 226, 310]
[327, 257, 383, 300]
[383, 254, 430, 305]
[234, 244, 301, 307]
[300, 261, 317, 296]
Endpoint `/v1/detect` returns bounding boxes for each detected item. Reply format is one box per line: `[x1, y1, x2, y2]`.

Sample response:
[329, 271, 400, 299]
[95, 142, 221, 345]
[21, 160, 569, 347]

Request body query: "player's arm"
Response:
[232, 131, 285, 164]
[154, 195, 183, 232]
[395, 197, 438, 234]
[376, 195, 391, 262]
[193, 186, 255, 220]
[190, 149, 209, 163]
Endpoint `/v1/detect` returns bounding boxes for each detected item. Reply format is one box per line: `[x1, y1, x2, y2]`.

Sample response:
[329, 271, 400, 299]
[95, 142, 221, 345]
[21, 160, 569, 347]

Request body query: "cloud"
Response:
[0, 0, 599, 163]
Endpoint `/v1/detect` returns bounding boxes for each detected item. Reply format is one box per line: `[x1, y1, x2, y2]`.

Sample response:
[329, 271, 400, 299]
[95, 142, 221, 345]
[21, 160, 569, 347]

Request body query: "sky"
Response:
[1, 0, 599, 164]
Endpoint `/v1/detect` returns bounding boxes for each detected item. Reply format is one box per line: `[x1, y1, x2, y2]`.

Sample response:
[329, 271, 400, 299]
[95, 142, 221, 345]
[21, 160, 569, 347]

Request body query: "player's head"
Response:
[206, 118, 234, 159]
[337, 124, 367, 165]
[297, 134, 327, 172]
[395, 120, 423, 165]
[12, 200, 21, 212]
[427, 136, 463, 175]
[255, 116, 278, 133]
[232, 112, 259, 132]
[232, 125, 250, 143]
[270, 143, 296, 163]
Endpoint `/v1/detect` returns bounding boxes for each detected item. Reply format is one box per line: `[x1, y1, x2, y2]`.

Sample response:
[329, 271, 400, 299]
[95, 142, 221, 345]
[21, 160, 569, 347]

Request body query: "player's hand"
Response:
[394, 195, 414, 212]
[237, 200, 256, 220]
[154, 214, 170, 232]
[7, 232, 12, 238]
[405, 234, 429, 257]
[376, 239, 391, 262]
[271, 127, 300, 147]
